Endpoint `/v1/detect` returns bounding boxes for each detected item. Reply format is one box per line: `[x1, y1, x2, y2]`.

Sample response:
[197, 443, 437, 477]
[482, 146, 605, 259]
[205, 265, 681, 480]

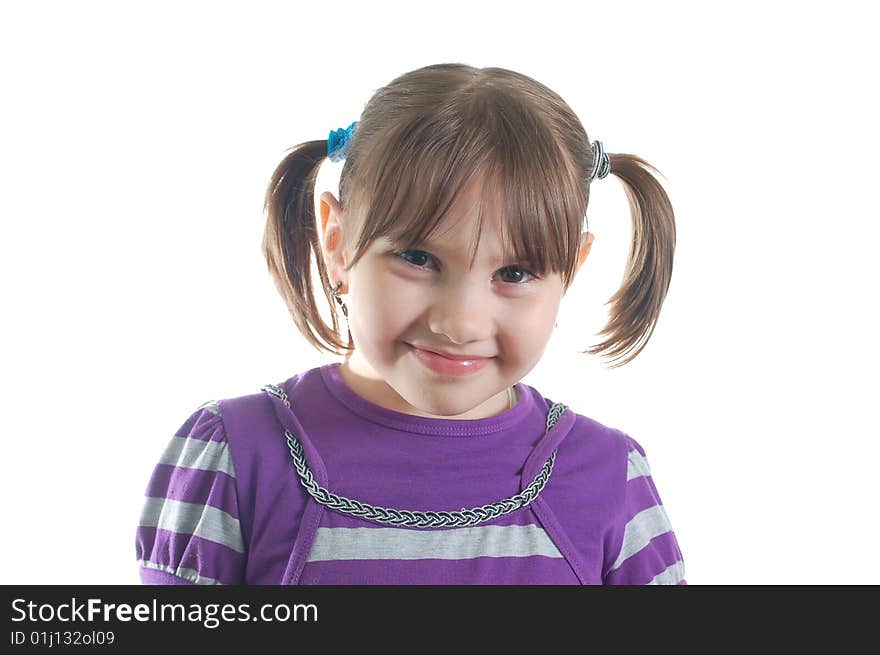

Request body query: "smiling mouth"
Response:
[408, 344, 491, 361]
[406, 343, 492, 377]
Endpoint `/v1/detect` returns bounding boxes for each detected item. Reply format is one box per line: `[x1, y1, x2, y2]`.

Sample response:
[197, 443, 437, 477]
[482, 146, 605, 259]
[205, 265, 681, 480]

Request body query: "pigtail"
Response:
[583, 152, 676, 368]
[262, 141, 353, 356]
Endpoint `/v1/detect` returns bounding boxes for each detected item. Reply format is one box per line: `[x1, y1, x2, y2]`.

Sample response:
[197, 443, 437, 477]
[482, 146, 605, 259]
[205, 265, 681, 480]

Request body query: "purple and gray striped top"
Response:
[136, 362, 686, 585]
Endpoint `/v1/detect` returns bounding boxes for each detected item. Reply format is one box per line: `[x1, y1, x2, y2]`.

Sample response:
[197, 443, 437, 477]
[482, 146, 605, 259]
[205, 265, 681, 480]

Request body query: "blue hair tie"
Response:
[327, 121, 358, 162]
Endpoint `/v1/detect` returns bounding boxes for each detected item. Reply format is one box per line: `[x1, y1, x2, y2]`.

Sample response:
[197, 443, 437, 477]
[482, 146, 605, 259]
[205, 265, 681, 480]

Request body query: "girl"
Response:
[135, 63, 684, 585]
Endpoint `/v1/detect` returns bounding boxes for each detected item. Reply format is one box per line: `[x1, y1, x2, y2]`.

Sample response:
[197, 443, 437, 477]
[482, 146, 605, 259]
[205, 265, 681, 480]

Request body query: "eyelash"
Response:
[393, 249, 540, 285]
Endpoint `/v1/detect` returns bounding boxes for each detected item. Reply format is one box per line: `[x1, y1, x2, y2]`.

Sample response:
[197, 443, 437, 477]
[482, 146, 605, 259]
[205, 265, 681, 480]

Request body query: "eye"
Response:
[393, 250, 540, 285]
[497, 266, 538, 285]
[394, 249, 437, 270]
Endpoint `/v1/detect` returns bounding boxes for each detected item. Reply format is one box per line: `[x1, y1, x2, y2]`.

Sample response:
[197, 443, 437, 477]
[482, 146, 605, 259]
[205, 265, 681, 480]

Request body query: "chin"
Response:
[425, 390, 496, 417]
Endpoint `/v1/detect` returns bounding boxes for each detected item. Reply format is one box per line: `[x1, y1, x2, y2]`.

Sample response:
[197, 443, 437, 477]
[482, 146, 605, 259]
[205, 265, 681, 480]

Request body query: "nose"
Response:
[427, 278, 494, 345]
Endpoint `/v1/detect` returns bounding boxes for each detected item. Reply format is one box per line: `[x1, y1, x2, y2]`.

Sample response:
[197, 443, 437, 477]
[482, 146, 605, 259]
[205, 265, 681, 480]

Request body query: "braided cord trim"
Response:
[262, 383, 567, 529]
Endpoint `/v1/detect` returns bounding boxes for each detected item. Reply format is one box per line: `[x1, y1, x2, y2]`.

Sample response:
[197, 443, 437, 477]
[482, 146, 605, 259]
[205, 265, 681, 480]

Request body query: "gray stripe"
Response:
[138, 559, 221, 585]
[198, 400, 221, 416]
[307, 524, 563, 562]
[626, 448, 651, 481]
[610, 504, 673, 572]
[648, 559, 686, 585]
[159, 436, 236, 479]
[139, 496, 245, 554]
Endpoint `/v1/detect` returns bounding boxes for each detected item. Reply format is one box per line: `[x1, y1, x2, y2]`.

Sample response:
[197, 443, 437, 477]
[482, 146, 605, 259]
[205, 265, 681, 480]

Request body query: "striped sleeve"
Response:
[602, 435, 686, 585]
[135, 400, 247, 585]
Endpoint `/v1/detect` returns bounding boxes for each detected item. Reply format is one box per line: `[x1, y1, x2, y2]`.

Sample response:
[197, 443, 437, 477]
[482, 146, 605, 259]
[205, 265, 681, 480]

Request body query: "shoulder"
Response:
[548, 401, 633, 473]
[212, 369, 314, 438]
[522, 384, 634, 474]
[207, 372, 318, 513]
[176, 399, 225, 438]
[568, 412, 648, 475]
[529, 387, 655, 510]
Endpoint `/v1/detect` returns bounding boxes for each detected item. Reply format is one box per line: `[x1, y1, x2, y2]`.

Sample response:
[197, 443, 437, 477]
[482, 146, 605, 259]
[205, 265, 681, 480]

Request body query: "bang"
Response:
[344, 108, 585, 286]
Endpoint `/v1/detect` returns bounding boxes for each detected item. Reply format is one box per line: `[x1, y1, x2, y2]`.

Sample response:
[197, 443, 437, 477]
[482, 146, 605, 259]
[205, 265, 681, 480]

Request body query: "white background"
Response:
[2, 0, 877, 585]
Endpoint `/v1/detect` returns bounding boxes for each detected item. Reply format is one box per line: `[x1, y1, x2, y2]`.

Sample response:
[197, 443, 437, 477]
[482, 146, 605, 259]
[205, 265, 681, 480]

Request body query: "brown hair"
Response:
[262, 63, 676, 368]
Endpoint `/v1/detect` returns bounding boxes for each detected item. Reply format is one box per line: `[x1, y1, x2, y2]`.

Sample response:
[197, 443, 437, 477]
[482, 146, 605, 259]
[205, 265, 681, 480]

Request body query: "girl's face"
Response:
[319, 179, 593, 420]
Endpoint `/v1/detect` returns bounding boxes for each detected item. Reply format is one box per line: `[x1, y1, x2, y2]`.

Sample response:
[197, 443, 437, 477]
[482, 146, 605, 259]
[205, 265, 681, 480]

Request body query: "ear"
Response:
[575, 231, 595, 274]
[318, 191, 349, 293]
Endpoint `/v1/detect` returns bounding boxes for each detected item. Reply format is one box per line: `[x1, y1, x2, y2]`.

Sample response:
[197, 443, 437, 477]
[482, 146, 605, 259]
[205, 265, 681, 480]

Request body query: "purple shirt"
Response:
[136, 363, 686, 585]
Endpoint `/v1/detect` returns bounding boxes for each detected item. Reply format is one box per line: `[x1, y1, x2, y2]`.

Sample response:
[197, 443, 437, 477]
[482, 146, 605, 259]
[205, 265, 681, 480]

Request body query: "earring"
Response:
[332, 280, 351, 342]
[332, 280, 348, 318]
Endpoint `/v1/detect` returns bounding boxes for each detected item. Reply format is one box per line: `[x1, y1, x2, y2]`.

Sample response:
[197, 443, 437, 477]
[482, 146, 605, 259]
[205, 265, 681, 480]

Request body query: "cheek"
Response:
[522, 299, 558, 335]
[497, 295, 559, 353]
[350, 270, 422, 339]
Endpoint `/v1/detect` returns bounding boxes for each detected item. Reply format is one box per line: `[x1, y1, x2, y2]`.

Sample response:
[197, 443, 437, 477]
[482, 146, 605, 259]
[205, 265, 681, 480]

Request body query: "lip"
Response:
[407, 343, 491, 377]
[410, 344, 491, 361]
